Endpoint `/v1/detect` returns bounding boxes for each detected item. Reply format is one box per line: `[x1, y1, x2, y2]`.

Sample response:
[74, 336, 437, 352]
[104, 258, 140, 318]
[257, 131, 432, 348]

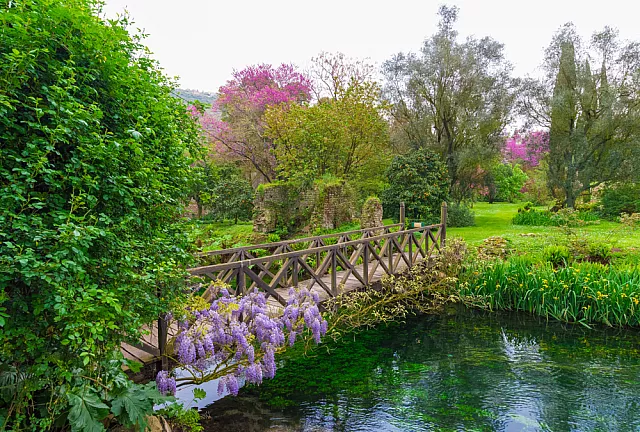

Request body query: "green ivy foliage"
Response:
[196, 163, 254, 223]
[0, 0, 201, 429]
[381, 149, 449, 220]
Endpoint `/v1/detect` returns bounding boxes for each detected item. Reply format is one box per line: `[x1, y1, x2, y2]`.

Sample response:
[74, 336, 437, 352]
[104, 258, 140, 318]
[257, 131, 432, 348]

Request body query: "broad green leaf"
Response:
[67, 390, 109, 432]
[193, 388, 206, 401]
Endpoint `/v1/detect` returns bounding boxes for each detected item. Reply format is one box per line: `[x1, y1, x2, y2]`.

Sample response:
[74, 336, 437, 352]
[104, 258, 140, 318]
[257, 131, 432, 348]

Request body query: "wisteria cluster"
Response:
[156, 370, 176, 396]
[282, 288, 327, 345]
[156, 287, 327, 396]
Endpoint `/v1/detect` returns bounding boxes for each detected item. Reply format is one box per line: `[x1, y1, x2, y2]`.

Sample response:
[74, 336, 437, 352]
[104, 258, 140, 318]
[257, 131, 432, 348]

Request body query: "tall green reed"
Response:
[459, 258, 640, 327]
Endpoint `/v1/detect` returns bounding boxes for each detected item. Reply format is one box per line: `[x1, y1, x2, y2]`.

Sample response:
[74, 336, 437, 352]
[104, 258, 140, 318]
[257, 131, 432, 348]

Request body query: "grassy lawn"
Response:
[449, 202, 640, 255]
[190, 203, 639, 258]
[190, 218, 398, 252]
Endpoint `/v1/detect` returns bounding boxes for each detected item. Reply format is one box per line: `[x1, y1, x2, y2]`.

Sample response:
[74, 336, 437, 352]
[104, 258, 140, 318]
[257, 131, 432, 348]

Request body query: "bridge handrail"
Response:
[188, 223, 441, 274]
[196, 223, 403, 258]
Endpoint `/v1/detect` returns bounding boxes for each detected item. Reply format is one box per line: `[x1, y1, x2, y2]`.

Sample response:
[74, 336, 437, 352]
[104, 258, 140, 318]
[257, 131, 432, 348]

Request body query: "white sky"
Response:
[102, 0, 640, 92]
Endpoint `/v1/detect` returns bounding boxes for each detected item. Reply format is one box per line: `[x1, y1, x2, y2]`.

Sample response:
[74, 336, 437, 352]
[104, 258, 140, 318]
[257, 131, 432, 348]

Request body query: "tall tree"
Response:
[309, 51, 377, 101]
[265, 79, 390, 185]
[382, 5, 515, 202]
[520, 24, 640, 207]
[194, 64, 312, 184]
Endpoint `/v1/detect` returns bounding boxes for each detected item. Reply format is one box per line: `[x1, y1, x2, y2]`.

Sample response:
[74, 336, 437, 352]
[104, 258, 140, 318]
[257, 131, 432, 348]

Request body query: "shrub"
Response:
[599, 183, 640, 219]
[512, 206, 599, 227]
[569, 239, 612, 264]
[493, 163, 528, 202]
[477, 236, 512, 260]
[543, 245, 571, 267]
[381, 148, 449, 221]
[446, 203, 475, 227]
[198, 163, 254, 223]
[521, 162, 552, 206]
[267, 233, 282, 243]
[512, 207, 554, 226]
[1, 1, 200, 429]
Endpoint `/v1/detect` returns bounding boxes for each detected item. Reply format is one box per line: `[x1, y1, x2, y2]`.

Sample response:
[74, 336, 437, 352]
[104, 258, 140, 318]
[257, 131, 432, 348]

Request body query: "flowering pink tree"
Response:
[192, 64, 312, 183]
[503, 130, 550, 167]
[156, 286, 327, 396]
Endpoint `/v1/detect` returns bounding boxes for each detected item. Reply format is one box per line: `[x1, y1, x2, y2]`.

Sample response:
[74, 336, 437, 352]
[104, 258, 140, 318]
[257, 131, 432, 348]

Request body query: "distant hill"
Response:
[174, 88, 217, 105]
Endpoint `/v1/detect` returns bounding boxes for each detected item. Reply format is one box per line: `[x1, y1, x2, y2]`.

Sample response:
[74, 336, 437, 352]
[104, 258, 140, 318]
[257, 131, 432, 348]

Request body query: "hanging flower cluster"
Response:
[156, 287, 327, 396]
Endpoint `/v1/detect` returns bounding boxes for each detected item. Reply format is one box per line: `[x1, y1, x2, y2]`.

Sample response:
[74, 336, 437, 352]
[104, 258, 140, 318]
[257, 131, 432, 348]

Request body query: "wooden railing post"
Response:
[157, 316, 168, 372]
[400, 202, 405, 229]
[408, 232, 413, 267]
[363, 243, 369, 285]
[292, 258, 299, 287]
[237, 251, 246, 295]
[440, 201, 447, 248]
[331, 249, 337, 296]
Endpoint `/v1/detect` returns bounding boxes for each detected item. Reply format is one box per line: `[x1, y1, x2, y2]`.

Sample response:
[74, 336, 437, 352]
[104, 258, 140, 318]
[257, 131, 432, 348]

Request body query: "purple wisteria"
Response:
[156, 371, 176, 396]
[157, 287, 327, 396]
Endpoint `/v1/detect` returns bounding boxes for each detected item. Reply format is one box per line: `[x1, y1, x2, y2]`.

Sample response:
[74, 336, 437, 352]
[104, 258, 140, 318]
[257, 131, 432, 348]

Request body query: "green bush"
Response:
[569, 239, 612, 264]
[195, 163, 254, 223]
[157, 402, 203, 432]
[599, 183, 640, 219]
[267, 233, 282, 243]
[446, 204, 475, 227]
[543, 245, 571, 267]
[512, 206, 599, 227]
[381, 148, 449, 221]
[493, 163, 528, 202]
[1, 0, 200, 429]
[512, 207, 554, 226]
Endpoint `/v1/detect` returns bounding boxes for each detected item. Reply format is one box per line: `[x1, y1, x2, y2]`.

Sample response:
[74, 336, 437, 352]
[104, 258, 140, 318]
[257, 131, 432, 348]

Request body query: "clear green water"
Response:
[201, 308, 640, 431]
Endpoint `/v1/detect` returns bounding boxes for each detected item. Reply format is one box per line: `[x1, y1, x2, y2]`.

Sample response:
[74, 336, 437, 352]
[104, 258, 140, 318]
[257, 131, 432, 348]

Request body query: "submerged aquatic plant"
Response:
[157, 285, 327, 395]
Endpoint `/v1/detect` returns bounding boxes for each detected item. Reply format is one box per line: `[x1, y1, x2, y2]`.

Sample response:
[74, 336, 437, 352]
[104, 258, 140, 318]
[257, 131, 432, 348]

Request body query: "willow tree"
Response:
[520, 24, 640, 207]
[382, 5, 515, 202]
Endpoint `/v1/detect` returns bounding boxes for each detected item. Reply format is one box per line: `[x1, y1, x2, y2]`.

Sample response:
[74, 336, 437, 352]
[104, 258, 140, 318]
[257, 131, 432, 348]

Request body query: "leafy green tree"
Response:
[204, 164, 255, 223]
[493, 163, 529, 203]
[265, 79, 390, 186]
[382, 5, 515, 202]
[381, 149, 449, 220]
[520, 24, 640, 207]
[0, 0, 201, 429]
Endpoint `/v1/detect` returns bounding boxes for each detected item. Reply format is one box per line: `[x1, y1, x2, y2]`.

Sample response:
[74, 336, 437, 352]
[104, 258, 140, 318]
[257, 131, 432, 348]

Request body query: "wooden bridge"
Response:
[121, 203, 448, 370]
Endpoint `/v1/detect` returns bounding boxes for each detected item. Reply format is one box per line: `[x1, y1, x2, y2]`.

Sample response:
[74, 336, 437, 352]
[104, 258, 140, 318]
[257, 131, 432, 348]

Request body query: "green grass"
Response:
[189, 219, 257, 252]
[189, 218, 398, 252]
[190, 203, 640, 257]
[448, 202, 640, 254]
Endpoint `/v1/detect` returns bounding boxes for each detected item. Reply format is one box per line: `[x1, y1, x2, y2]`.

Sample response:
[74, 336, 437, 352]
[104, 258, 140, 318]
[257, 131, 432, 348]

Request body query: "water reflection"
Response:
[201, 309, 640, 431]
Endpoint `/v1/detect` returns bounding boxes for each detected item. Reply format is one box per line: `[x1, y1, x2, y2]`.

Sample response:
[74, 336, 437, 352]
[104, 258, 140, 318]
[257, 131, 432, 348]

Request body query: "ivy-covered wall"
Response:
[253, 179, 356, 233]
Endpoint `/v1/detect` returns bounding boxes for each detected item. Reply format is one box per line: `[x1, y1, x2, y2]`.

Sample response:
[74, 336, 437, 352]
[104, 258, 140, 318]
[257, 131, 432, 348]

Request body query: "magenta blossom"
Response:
[503, 130, 549, 167]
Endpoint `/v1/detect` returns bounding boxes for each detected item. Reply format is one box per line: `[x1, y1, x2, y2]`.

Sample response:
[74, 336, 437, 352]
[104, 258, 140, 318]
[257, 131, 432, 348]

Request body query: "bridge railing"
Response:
[188, 220, 445, 305]
[195, 223, 403, 264]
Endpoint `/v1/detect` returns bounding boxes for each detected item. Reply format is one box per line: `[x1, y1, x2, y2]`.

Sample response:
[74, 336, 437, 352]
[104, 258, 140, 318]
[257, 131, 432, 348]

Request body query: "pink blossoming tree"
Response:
[192, 64, 312, 183]
[503, 130, 550, 167]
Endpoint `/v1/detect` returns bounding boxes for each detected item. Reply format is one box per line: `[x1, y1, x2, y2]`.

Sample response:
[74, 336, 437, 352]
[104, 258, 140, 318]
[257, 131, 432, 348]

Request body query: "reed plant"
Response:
[459, 257, 640, 327]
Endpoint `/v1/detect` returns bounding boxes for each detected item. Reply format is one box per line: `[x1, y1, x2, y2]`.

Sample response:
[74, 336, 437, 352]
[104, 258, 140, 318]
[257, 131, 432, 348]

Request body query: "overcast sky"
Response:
[102, 0, 640, 92]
